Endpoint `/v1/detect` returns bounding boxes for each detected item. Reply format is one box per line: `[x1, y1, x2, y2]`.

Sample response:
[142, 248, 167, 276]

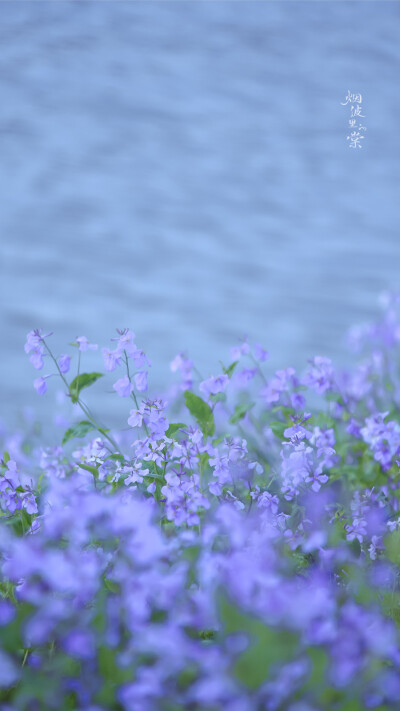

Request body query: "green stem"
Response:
[41, 340, 123, 456]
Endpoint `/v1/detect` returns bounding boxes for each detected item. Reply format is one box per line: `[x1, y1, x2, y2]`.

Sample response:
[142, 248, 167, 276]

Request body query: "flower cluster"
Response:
[2, 295, 400, 708]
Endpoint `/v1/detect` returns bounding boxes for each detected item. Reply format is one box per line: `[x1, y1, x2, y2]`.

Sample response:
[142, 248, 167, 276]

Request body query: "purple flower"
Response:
[102, 347, 122, 372]
[76, 336, 98, 352]
[134, 371, 148, 392]
[230, 340, 250, 361]
[113, 375, 134, 398]
[114, 329, 136, 356]
[0, 600, 15, 626]
[170, 352, 193, 390]
[199, 374, 229, 399]
[58, 354, 71, 374]
[0, 650, 18, 687]
[29, 347, 44, 370]
[303, 356, 334, 394]
[253, 343, 269, 362]
[128, 406, 144, 428]
[33, 377, 48, 395]
[262, 367, 297, 405]
[63, 629, 94, 659]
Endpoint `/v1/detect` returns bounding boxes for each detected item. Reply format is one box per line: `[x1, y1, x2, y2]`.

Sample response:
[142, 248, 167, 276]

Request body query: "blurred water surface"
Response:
[1, 1, 400, 428]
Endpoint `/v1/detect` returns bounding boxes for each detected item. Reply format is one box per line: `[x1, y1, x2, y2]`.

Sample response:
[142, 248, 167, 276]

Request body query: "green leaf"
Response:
[270, 420, 287, 440]
[69, 372, 104, 403]
[2, 451, 10, 464]
[384, 530, 400, 566]
[62, 420, 96, 445]
[222, 360, 239, 378]
[218, 593, 298, 689]
[106, 453, 125, 464]
[209, 392, 227, 404]
[76, 462, 99, 478]
[230, 402, 254, 424]
[184, 391, 215, 438]
[96, 646, 133, 705]
[98, 427, 110, 436]
[104, 578, 120, 594]
[166, 423, 187, 438]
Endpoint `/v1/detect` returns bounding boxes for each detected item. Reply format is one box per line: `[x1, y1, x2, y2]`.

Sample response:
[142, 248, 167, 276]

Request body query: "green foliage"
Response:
[184, 391, 215, 438]
[384, 530, 400, 566]
[166, 423, 187, 438]
[218, 593, 298, 689]
[269, 420, 288, 440]
[76, 462, 99, 479]
[230, 402, 254, 424]
[95, 645, 133, 705]
[69, 372, 104, 403]
[62, 420, 96, 445]
[2, 450, 10, 464]
[222, 360, 239, 378]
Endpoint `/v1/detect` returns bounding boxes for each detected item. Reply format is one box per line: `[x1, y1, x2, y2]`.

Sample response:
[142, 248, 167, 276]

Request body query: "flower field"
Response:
[2, 294, 400, 710]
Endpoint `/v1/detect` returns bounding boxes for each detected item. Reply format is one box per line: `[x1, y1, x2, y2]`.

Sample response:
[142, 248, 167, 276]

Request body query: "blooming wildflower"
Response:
[361, 412, 400, 471]
[76, 336, 98, 352]
[345, 516, 367, 543]
[290, 392, 306, 411]
[170, 352, 194, 390]
[387, 517, 400, 532]
[369, 535, 383, 560]
[134, 371, 148, 392]
[257, 491, 279, 513]
[123, 461, 149, 486]
[132, 349, 151, 370]
[199, 374, 229, 399]
[113, 375, 134, 398]
[248, 460, 263, 475]
[114, 328, 136, 356]
[102, 347, 122, 372]
[128, 405, 145, 428]
[29, 346, 44, 370]
[24, 329, 52, 353]
[283, 423, 311, 443]
[253, 343, 269, 362]
[58, 354, 71, 374]
[0, 650, 19, 687]
[262, 367, 298, 405]
[346, 418, 362, 438]
[63, 630, 95, 660]
[230, 339, 250, 361]
[33, 376, 48, 395]
[0, 600, 15, 626]
[303, 356, 334, 394]
[234, 368, 257, 387]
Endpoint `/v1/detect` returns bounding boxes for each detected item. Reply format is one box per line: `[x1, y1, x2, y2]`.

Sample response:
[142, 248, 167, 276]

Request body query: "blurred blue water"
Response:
[1, 1, 400, 428]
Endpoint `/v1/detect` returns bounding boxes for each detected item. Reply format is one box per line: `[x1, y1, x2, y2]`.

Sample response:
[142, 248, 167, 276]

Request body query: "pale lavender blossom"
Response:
[113, 375, 134, 398]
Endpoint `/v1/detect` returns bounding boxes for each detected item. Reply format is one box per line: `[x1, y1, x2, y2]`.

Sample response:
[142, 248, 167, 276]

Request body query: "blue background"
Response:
[1, 1, 399, 427]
